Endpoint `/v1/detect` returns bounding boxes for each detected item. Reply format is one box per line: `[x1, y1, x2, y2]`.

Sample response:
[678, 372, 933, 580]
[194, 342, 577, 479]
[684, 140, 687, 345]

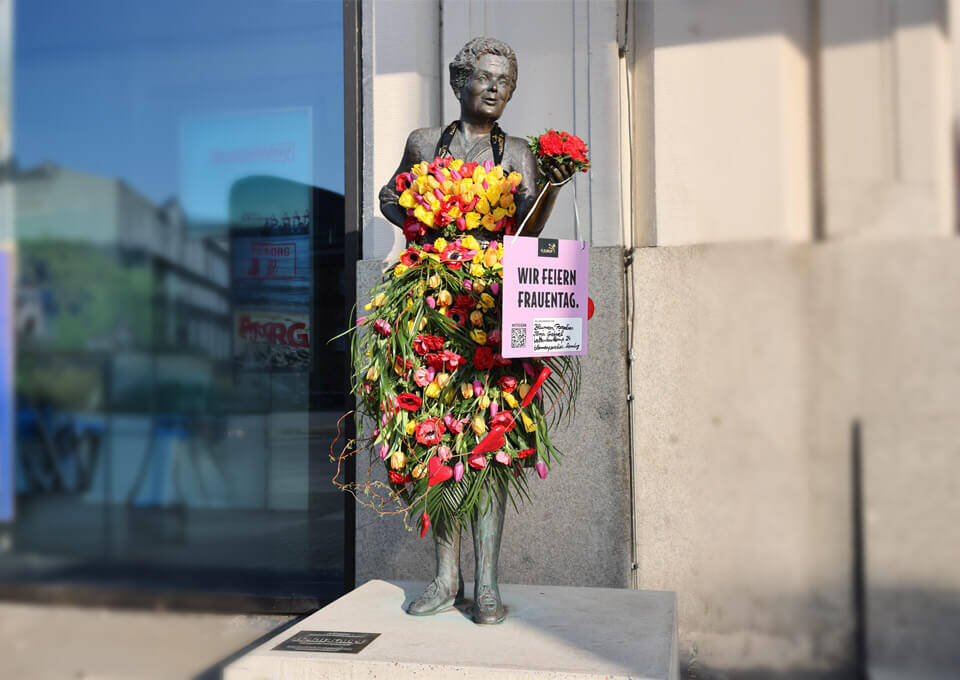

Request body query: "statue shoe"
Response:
[471, 584, 506, 625]
[406, 576, 465, 616]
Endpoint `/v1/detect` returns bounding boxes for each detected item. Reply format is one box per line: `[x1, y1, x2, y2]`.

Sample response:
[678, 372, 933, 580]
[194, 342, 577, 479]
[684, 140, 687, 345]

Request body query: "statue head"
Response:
[449, 37, 518, 121]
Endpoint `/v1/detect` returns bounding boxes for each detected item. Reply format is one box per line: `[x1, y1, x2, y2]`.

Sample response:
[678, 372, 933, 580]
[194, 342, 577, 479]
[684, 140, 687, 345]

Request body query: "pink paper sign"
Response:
[501, 237, 589, 358]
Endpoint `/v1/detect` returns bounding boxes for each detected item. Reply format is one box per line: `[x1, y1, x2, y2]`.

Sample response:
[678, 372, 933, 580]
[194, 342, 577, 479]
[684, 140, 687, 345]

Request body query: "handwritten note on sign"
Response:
[501, 237, 589, 358]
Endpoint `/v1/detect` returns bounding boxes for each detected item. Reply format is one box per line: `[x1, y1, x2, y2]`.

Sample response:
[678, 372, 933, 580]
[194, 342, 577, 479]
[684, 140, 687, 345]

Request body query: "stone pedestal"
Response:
[225, 579, 678, 680]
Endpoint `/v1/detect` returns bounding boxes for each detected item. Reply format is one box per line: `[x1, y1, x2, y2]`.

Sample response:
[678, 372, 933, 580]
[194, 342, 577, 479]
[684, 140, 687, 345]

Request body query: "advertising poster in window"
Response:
[229, 176, 313, 372]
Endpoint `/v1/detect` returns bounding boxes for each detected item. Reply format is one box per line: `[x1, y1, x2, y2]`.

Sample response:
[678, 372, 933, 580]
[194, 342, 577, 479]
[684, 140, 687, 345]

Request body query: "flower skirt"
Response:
[346, 236, 580, 535]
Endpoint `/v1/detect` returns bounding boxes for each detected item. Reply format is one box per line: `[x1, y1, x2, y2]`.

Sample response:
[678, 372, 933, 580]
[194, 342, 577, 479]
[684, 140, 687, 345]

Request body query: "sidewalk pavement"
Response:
[0, 601, 293, 680]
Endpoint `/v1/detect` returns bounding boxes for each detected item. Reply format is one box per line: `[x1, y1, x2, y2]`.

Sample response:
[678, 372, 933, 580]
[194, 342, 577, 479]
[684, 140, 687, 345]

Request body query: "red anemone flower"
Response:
[396, 392, 422, 411]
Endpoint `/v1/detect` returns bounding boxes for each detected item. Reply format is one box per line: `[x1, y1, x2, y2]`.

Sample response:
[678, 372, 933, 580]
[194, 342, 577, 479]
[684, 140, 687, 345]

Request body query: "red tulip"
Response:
[420, 511, 430, 538]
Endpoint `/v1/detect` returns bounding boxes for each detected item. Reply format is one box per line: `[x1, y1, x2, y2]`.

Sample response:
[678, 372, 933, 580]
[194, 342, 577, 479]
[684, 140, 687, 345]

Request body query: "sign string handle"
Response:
[509, 174, 577, 247]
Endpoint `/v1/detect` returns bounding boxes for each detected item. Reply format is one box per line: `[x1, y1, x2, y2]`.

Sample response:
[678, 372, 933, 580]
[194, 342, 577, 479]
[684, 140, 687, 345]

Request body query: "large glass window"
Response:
[2, 0, 347, 606]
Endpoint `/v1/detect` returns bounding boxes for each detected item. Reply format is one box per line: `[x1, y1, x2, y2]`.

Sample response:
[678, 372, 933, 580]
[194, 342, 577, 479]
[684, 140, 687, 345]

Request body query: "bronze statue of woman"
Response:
[378, 37, 574, 625]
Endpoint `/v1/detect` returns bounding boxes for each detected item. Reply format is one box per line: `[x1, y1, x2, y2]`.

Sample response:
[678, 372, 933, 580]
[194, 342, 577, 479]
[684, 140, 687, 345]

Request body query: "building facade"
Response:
[1, 1, 958, 678]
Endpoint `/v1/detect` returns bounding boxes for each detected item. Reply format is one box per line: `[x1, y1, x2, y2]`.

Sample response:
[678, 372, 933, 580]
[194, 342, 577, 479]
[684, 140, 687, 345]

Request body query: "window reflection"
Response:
[5, 0, 346, 601]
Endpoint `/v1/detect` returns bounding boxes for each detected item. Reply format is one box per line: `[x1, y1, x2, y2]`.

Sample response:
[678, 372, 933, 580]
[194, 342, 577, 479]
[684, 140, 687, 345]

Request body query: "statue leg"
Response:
[406, 519, 464, 616]
[471, 478, 507, 624]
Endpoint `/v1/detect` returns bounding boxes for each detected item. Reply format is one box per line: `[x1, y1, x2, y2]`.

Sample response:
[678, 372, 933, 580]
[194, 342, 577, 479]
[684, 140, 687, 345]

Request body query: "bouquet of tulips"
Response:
[337, 225, 580, 536]
[395, 157, 523, 242]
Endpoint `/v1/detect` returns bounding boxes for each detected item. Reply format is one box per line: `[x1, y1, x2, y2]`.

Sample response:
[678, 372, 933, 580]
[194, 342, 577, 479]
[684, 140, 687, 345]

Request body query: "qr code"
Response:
[511, 324, 527, 349]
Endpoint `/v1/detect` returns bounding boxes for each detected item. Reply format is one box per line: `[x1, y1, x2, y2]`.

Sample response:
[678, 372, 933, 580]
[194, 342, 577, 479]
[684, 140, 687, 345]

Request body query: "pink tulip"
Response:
[489, 282, 499, 295]
[443, 414, 455, 430]
[357, 315, 367, 325]
[536, 462, 548, 479]
[490, 401, 499, 417]
[472, 380, 483, 397]
[488, 329, 501, 345]
[453, 462, 464, 481]
[457, 217, 466, 231]
[450, 169, 463, 180]
[437, 445, 452, 463]
[380, 414, 388, 426]
[378, 444, 389, 460]
[426, 367, 436, 382]
[426, 296, 436, 309]
[433, 188, 445, 201]
[462, 279, 473, 291]
[494, 451, 511, 465]
[482, 180, 489, 191]
[484, 159, 494, 172]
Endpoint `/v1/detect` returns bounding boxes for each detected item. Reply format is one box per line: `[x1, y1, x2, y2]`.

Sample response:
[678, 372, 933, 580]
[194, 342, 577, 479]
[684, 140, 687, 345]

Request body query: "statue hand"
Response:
[541, 156, 576, 186]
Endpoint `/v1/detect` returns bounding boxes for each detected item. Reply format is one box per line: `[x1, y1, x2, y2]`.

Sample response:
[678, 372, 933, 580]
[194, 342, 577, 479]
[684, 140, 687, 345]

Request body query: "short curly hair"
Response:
[449, 37, 518, 99]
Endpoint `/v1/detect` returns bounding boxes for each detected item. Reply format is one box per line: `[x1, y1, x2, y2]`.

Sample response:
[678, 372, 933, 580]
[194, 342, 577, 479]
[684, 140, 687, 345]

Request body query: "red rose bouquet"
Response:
[528, 129, 590, 187]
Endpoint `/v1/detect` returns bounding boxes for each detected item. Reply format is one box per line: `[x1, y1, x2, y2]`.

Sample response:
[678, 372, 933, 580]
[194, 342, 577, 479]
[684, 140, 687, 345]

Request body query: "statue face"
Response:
[459, 54, 512, 122]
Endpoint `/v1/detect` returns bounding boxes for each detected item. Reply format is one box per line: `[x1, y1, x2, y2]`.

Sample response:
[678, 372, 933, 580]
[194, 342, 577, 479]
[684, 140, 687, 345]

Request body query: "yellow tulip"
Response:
[405, 420, 417, 436]
[461, 235, 481, 251]
[427, 274, 441, 288]
[499, 193, 514, 208]
[461, 189, 475, 204]
[443, 389, 455, 404]
[460, 383, 474, 399]
[479, 293, 495, 311]
[418, 317, 428, 331]
[470, 328, 487, 345]
[413, 162, 428, 177]
[476, 197, 490, 215]
[507, 203, 517, 216]
[470, 263, 485, 278]
[465, 212, 481, 230]
[489, 165, 504, 180]
[486, 187, 501, 207]
[469, 310, 484, 327]
[507, 171, 522, 186]
[503, 391, 518, 408]
[492, 207, 507, 222]
[363, 302, 372, 311]
[483, 248, 499, 268]
[373, 292, 386, 307]
[471, 415, 487, 435]
[450, 159, 464, 171]
[472, 167, 485, 183]
[433, 237, 448, 252]
[521, 413, 536, 432]
[473, 279, 486, 293]
[517, 383, 530, 400]
[398, 190, 416, 209]
[394, 264, 409, 278]
[435, 372, 451, 388]
[479, 395, 491, 409]
[390, 450, 406, 470]
[411, 463, 427, 480]
[425, 382, 441, 398]
[437, 290, 453, 306]
[427, 175, 441, 190]
[414, 205, 434, 227]
[366, 366, 379, 381]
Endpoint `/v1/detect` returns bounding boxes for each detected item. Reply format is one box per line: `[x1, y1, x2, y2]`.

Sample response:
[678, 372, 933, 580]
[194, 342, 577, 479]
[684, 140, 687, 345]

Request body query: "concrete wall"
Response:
[631, 239, 960, 676]
[355, 247, 632, 591]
